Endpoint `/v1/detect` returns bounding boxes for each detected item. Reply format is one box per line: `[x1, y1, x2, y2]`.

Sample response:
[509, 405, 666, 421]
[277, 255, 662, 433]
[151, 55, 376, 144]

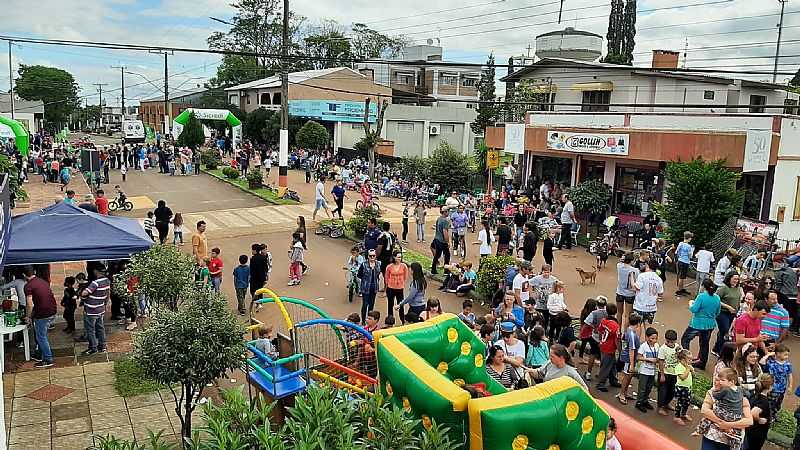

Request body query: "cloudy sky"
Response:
[1, 0, 798, 108]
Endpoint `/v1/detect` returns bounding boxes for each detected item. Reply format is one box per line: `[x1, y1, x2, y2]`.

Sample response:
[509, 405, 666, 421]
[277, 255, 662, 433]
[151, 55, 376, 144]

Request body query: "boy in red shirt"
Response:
[595, 304, 620, 392]
[95, 189, 109, 215]
[208, 248, 224, 293]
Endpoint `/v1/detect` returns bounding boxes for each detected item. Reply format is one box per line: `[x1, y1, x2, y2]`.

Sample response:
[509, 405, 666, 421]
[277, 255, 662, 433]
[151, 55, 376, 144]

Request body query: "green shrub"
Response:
[221, 167, 239, 179]
[347, 206, 382, 237]
[476, 255, 515, 298]
[246, 170, 263, 185]
[200, 149, 221, 170]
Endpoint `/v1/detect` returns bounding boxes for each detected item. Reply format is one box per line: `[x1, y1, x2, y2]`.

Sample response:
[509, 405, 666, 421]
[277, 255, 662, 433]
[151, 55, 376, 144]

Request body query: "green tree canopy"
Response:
[15, 64, 80, 128]
[113, 245, 196, 310]
[566, 180, 612, 217]
[603, 0, 637, 65]
[397, 155, 430, 183]
[654, 158, 744, 247]
[295, 120, 329, 150]
[428, 141, 474, 193]
[177, 112, 205, 149]
[472, 53, 497, 135]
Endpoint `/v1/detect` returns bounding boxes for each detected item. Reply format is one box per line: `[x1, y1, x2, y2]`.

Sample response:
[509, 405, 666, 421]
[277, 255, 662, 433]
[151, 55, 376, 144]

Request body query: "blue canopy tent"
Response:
[6, 202, 153, 265]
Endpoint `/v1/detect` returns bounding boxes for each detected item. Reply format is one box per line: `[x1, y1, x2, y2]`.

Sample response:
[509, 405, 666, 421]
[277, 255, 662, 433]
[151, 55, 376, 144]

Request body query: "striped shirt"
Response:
[84, 277, 110, 316]
[143, 217, 155, 233]
[761, 303, 790, 340]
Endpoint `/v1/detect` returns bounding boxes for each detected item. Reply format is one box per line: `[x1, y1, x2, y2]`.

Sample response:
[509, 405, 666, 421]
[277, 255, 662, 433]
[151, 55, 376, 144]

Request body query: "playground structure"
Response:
[244, 290, 684, 450]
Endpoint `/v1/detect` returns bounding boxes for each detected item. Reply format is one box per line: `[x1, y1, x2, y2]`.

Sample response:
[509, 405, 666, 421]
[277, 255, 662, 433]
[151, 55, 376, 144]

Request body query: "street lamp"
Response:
[209, 17, 233, 26]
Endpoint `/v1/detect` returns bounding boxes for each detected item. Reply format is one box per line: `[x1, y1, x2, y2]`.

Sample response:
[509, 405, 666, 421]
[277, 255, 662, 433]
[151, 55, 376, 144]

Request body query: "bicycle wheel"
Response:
[123, 201, 134, 211]
[329, 227, 344, 239]
[314, 226, 328, 236]
[108, 200, 119, 212]
[355, 199, 364, 210]
[372, 203, 381, 215]
[348, 281, 355, 303]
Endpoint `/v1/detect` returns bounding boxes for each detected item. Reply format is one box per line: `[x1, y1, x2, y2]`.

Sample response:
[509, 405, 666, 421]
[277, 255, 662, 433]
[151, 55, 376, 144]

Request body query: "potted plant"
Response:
[246, 170, 263, 189]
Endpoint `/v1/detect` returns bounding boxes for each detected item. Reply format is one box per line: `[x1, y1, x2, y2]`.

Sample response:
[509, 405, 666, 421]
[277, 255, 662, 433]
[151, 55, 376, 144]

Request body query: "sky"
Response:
[1, 0, 798, 108]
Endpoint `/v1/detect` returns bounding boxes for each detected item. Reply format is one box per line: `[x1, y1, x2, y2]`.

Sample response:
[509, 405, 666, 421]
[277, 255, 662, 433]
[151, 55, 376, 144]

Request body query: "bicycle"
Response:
[108, 195, 134, 212]
[354, 198, 381, 215]
[314, 219, 345, 239]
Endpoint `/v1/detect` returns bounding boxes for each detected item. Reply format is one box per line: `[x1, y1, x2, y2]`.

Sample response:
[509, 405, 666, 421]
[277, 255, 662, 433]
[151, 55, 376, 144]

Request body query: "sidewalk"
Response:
[14, 174, 92, 216]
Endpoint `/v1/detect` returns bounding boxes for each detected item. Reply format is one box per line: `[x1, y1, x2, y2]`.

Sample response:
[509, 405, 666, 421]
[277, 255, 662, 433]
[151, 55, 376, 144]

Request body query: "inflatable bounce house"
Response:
[245, 290, 684, 450]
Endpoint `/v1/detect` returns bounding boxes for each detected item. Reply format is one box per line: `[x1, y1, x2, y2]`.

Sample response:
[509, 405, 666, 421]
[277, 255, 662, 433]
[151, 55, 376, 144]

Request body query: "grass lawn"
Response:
[113, 359, 164, 397]
[203, 168, 297, 205]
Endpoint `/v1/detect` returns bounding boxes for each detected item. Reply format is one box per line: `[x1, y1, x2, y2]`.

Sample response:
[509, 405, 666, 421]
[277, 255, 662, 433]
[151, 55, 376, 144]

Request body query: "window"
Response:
[351, 123, 363, 130]
[785, 99, 799, 115]
[703, 90, 715, 100]
[246, 94, 251, 105]
[466, 103, 476, 109]
[795, 177, 800, 220]
[229, 95, 239, 105]
[439, 124, 456, 133]
[398, 122, 415, 132]
[749, 94, 767, 113]
[394, 72, 414, 85]
[581, 91, 611, 112]
[462, 77, 477, 87]
[260, 93, 270, 105]
[440, 74, 458, 86]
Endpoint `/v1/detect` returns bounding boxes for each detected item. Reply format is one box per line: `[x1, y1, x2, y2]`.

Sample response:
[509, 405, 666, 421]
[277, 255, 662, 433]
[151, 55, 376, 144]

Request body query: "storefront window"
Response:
[534, 157, 572, 187]
[613, 166, 661, 216]
[738, 173, 765, 219]
[580, 160, 605, 183]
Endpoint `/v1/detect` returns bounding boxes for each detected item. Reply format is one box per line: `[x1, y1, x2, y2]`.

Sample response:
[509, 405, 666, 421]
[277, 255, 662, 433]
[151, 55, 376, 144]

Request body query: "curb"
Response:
[201, 168, 285, 206]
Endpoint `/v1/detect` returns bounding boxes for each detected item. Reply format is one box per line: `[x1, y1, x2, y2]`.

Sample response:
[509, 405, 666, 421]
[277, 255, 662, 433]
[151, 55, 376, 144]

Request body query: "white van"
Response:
[122, 120, 145, 144]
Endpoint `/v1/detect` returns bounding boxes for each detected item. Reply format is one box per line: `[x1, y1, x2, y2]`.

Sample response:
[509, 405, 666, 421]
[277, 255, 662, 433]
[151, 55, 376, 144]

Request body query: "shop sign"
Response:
[503, 123, 526, 155]
[288, 100, 377, 123]
[547, 130, 629, 156]
[743, 129, 770, 173]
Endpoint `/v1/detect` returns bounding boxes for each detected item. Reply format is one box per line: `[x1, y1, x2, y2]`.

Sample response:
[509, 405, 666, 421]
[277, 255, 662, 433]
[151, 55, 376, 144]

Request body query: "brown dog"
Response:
[576, 267, 597, 285]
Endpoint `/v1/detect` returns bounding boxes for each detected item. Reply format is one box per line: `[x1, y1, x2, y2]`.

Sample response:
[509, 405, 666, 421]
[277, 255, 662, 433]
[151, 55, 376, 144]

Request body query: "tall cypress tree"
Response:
[622, 0, 637, 65]
[603, 0, 636, 65]
[472, 53, 497, 136]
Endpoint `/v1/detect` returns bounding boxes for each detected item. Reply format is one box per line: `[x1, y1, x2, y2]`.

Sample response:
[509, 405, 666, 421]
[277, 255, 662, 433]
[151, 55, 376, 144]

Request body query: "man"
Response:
[249, 244, 268, 306]
[81, 266, 110, 355]
[23, 266, 57, 368]
[431, 207, 451, 274]
[557, 193, 575, 249]
[530, 263, 559, 330]
[733, 299, 770, 351]
[444, 191, 461, 212]
[192, 221, 209, 264]
[762, 290, 790, 345]
[376, 222, 394, 287]
[312, 176, 331, 221]
[502, 161, 516, 186]
[633, 259, 664, 326]
[495, 217, 512, 256]
[512, 261, 532, 307]
[773, 254, 800, 335]
[95, 189, 109, 216]
[331, 180, 346, 220]
[364, 218, 381, 252]
[521, 222, 538, 262]
[675, 231, 694, 296]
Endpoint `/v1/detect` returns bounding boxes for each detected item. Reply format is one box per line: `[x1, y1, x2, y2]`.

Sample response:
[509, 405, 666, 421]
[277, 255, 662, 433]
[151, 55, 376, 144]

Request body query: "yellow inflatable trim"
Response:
[372, 313, 454, 343]
[379, 335, 470, 412]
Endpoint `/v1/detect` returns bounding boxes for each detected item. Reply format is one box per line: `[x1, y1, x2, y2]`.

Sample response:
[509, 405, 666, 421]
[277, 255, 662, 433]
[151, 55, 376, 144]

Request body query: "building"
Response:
[485, 53, 800, 239]
[0, 93, 44, 133]
[139, 87, 208, 133]
[357, 45, 481, 108]
[225, 67, 478, 156]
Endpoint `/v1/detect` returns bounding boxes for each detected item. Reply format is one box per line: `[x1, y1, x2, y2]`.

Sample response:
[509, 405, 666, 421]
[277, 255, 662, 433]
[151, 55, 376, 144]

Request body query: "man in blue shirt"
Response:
[364, 218, 381, 251]
[331, 181, 346, 220]
[233, 255, 251, 315]
[674, 231, 694, 296]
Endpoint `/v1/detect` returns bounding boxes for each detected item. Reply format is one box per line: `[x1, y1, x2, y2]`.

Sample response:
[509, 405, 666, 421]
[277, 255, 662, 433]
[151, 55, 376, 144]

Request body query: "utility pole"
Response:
[111, 65, 126, 115]
[8, 40, 15, 120]
[93, 83, 109, 130]
[773, 0, 788, 83]
[149, 50, 172, 136]
[279, 0, 290, 188]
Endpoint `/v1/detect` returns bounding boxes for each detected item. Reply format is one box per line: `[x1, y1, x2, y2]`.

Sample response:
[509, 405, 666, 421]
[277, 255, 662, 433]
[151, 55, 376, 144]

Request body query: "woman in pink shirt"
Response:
[384, 251, 409, 323]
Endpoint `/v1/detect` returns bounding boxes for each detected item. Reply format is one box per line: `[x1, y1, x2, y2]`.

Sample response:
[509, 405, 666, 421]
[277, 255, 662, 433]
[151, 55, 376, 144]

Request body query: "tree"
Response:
[654, 158, 744, 247]
[603, 0, 636, 65]
[396, 156, 430, 183]
[350, 23, 407, 59]
[566, 180, 613, 227]
[355, 97, 388, 179]
[791, 67, 800, 87]
[472, 54, 497, 135]
[428, 141, 473, 193]
[113, 245, 196, 311]
[133, 290, 246, 444]
[207, 54, 272, 88]
[177, 112, 205, 149]
[295, 120, 329, 150]
[243, 107, 278, 145]
[14, 64, 80, 128]
[504, 79, 553, 121]
[302, 20, 353, 70]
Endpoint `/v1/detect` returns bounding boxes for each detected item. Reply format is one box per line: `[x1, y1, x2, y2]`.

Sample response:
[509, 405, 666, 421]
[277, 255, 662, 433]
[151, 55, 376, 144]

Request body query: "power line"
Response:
[362, 0, 507, 25]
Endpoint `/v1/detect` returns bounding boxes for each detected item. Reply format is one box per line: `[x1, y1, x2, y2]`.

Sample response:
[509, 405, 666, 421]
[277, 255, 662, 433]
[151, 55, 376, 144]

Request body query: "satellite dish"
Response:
[426, 39, 434, 45]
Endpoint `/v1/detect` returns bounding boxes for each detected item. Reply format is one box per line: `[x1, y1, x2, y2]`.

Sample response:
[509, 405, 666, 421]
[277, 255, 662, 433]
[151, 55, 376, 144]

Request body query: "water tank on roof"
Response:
[535, 27, 603, 62]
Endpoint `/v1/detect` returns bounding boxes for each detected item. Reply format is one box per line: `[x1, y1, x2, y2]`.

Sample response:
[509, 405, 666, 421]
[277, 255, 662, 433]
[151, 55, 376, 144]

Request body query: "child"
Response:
[693, 367, 745, 448]
[584, 296, 609, 379]
[168, 158, 176, 176]
[195, 258, 211, 289]
[120, 164, 127, 182]
[695, 244, 715, 293]
[761, 344, 793, 421]
[344, 245, 364, 301]
[617, 313, 642, 404]
[547, 281, 567, 340]
[635, 327, 660, 413]
[458, 299, 476, 328]
[595, 304, 620, 392]
[233, 255, 250, 315]
[674, 349, 695, 425]
[288, 232, 304, 286]
[657, 329, 681, 416]
[675, 231, 694, 296]
[208, 248, 224, 292]
[172, 213, 185, 245]
[143, 211, 155, 241]
[454, 262, 477, 295]
[578, 298, 598, 360]
[253, 325, 277, 360]
[606, 417, 622, 450]
[525, 325, 549, 369]
[543, 231, 555, 267]
[61, 276, 78, 333]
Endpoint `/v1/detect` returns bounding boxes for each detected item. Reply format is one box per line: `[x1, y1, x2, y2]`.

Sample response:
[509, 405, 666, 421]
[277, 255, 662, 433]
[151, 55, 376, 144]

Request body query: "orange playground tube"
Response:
[596, 399, 688, 449]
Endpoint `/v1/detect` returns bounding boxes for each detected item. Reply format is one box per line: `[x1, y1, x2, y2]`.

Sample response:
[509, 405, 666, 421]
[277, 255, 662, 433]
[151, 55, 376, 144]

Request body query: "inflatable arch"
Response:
[0, 117, 29, 156]
[171, 108, 242, 149]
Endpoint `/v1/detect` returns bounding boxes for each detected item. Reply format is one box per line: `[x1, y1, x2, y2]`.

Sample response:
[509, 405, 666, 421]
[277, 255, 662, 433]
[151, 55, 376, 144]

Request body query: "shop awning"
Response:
[570, 81, 614, 91]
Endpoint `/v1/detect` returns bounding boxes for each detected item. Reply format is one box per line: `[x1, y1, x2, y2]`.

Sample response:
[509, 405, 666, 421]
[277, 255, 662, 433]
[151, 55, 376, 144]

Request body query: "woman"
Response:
[486, 345, 515, 389]
[713, 272, 744, 356]
[494, 291, 524, 325]
[737, 291, 756, 317]
[699, 373, 753, 450]
[153, 200, 173, 245]
[525, 344, 589, 390]
[384, 251, 408, 323]
[734, 343, 762, 401]
[743, 373, 773, 450]
[754, 277, 774, 302]
[395, 262, 426, 323]
[413, 200, 427, 242]
[714, 342, 736, 378]
[295, 216, 309, 274]
[420, 297, 443, 321]
[681, 278, 721, 370]
[474, 220, 494, 268]
[714, 250, 737, 287]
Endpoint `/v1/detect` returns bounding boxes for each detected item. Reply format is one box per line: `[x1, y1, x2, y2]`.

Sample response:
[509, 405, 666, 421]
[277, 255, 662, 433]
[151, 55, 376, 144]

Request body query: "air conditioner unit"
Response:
[429, 125, 440, 135]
